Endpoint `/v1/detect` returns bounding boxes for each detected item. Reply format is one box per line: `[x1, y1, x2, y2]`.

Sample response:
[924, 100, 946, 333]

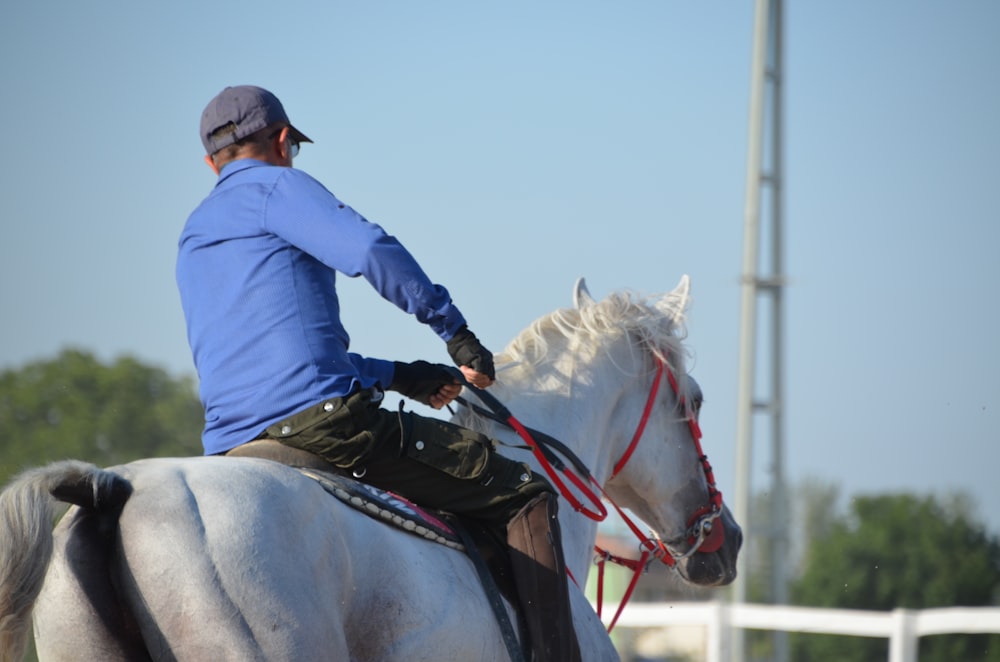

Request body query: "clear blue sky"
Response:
[2, 2, 998, 536]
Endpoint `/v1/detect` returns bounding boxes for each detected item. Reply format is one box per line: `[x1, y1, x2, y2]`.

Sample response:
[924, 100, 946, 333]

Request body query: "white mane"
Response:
[497, 279, 692, 377]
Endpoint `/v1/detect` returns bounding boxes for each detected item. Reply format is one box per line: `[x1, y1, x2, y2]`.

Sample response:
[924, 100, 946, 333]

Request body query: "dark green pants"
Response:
[262, 387, 553, 526]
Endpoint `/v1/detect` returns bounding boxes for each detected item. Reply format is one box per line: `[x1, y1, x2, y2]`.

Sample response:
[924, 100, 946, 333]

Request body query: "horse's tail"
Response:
[0, 460, 131, 662]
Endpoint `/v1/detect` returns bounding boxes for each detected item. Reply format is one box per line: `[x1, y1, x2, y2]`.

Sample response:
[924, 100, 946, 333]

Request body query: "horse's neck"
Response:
[495, 347, 628, 579]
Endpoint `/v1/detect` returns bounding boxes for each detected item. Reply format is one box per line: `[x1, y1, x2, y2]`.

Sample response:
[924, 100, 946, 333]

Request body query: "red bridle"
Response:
[591, 358, 725, 630]
[477, 358, 725, 631]
[609, 358, 725, 561]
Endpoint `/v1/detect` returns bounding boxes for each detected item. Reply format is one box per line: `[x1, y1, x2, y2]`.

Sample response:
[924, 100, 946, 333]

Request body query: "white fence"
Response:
[603, 601, 1000, 662]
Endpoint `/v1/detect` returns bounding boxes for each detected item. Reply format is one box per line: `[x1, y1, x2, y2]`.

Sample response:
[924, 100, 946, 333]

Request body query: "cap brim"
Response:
[288, 124, 312, 145]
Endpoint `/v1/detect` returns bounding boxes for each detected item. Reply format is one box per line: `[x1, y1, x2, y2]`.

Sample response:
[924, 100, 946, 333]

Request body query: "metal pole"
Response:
[769, 5, 789, 661]
[733, 1, 771, 661]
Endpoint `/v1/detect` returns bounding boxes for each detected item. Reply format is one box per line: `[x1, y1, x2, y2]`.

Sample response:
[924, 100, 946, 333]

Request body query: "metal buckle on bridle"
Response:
[681, 507, 723, 558]
[638, 540, 665, 570]
[593, 548, 614, 566]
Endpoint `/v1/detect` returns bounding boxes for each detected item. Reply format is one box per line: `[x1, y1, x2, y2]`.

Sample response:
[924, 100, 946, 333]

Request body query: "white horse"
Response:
[0, 277, 740, 662]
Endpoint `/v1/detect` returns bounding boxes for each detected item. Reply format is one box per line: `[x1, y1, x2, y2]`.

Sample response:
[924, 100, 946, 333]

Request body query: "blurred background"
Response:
[2, 2, 997, 660]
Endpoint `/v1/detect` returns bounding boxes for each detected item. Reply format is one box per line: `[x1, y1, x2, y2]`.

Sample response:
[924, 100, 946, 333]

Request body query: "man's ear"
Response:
[276, 126, 291, 162]
[204, 154, 220, 176]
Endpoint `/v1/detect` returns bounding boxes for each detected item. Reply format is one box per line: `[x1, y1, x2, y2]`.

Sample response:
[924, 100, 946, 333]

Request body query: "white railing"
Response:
[602, 601, 1000, 662]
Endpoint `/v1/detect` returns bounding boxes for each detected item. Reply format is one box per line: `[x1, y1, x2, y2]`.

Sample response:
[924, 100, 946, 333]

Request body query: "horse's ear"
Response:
[674, 274, 691, 303]
[573, 277, 596, 309]
[656, 274, 692, 318]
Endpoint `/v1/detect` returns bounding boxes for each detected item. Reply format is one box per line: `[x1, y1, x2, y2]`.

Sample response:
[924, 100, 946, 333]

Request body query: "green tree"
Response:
[789, 493, 1000, 661]
[0, 348, 204, 485]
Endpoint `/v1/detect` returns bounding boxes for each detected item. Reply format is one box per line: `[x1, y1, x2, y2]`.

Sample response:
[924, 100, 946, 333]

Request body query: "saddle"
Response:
[227, 440, 463, 549]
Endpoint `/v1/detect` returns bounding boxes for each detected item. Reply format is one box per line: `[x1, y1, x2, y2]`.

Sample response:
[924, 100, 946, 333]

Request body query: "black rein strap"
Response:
[447, 371, 595, 481]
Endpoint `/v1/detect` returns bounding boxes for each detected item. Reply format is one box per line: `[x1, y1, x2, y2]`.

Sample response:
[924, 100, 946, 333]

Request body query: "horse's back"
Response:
[34, 456, 561, 661]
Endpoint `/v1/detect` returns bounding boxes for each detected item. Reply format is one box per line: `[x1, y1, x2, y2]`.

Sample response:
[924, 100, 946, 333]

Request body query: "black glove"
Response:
[389, 361, 459, 406]
[446, 326, 496, 380]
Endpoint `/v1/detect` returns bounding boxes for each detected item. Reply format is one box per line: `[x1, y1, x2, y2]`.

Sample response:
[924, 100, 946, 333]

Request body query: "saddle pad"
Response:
[298, 468, 464, 551]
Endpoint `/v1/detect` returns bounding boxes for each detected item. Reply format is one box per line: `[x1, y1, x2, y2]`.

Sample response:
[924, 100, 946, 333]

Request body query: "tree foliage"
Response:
[0, 349, 204, 485]
[790, 493, 1000, 661]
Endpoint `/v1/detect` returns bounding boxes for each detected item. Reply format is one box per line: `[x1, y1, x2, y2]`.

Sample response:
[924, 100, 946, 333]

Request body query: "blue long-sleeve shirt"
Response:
[177, 159, 467, 454]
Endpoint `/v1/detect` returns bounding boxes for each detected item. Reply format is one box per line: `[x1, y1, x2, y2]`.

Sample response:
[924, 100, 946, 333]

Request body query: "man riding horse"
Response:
[177, 85, 580, 661]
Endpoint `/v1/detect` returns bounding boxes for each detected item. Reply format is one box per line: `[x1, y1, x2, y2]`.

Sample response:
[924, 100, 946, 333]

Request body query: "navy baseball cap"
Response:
[200, 85, 313, 154]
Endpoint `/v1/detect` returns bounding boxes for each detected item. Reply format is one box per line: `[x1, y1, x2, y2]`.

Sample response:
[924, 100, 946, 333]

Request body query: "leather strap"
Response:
[446, 516, 528, 662]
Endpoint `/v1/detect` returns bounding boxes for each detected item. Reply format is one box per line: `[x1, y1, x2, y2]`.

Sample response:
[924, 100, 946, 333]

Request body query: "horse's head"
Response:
[487, 276, 742, 587]
[574, 276, 742, 587]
